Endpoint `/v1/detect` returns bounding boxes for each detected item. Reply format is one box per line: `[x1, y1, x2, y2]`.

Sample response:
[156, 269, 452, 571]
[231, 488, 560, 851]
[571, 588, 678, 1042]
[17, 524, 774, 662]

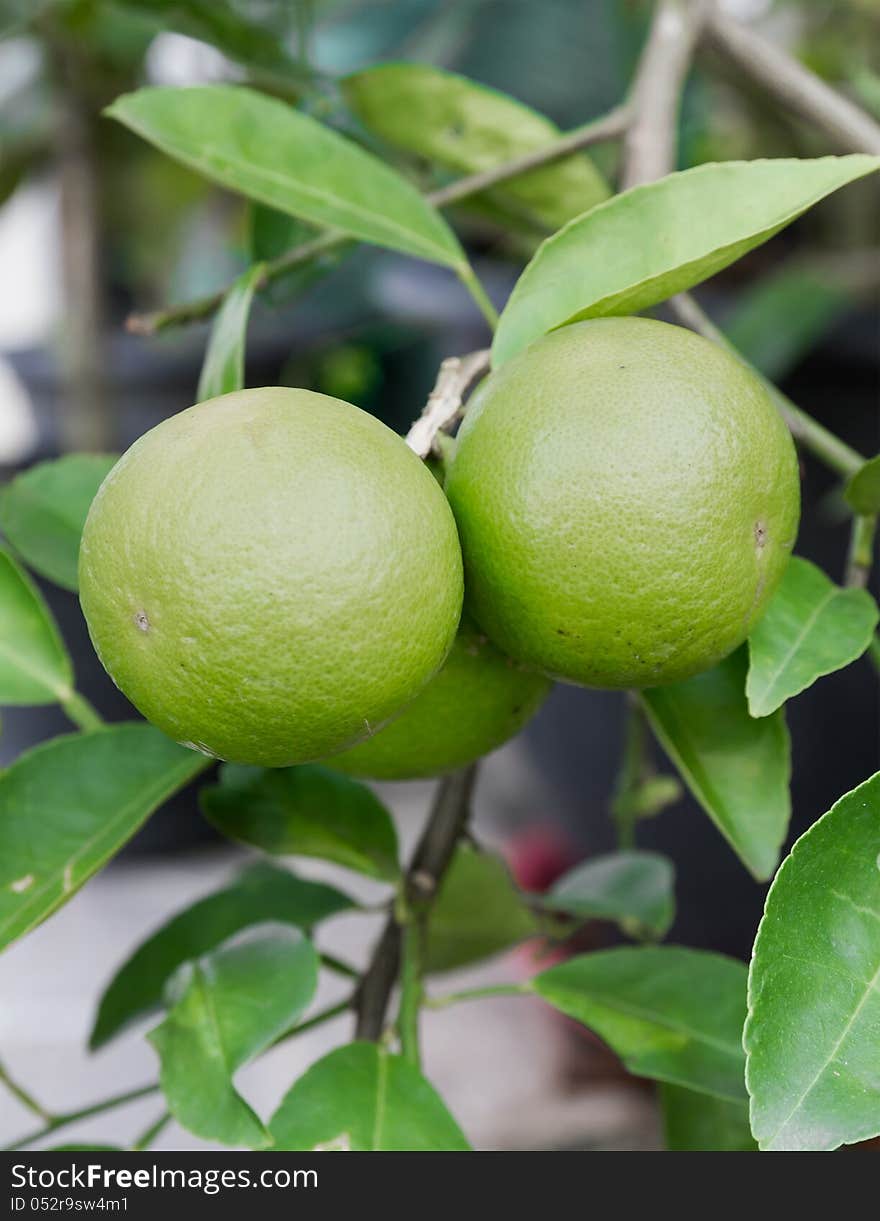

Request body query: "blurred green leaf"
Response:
[544, 851, 675, 940]
[747, 557, 878, 718]
[107, 86, 466, 269]
[343, 62, 610, 233]
[197, 263, 263, 401]
[0, 454, 117, 592]
[201, 763, 399, 881]
[150, 924, 318, 1148]
[90, 861, 353, 1050]
[845, 453, 880, 515]
[246, 202, 352, 305]
[660, 1083, 756, 1151]
[0, 548, 72, 705]
[745, 771, 880, 1151]
[270, 1042, 469, 1150]
[642, 648, 791, 881]
[425, 843, 538, 973]
[533, 947, 748, 1102]
[0, 725, 208, 953]
[493, 156, 880, 366]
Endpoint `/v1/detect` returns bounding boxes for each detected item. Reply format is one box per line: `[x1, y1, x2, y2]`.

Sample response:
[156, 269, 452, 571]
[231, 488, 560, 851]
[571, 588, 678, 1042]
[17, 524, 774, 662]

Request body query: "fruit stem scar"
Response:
[134, 610, 150, 632]
[754, 521, 768, 548]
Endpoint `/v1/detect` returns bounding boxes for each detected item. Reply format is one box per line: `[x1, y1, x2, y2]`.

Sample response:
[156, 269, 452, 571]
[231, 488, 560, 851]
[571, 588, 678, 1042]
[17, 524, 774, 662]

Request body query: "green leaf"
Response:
[0, 454, 117, 592]
[642, 648, 791, 881]
[845, 453, 880, 515]
[544, 851, 675, 940]
[270, 1042, 469, 1150]
[0, 725, 207, 953]
[90, 861, 353, 1050]
[200, 763, 399, 882]
[747, 557, 879, 718]
[493, 155, 880, 366]
[106, 86, 465, 270]
[659, 1083, 756, 1151]
[0, 548, 73, 705]
[149, 924, 318, 1148]
[533, 947, 748, 1102]
[196, 263, 263, 402]
[745, 771, 880, 1151]
[425, 843, 538, 973]
[343, 62, 610, 233]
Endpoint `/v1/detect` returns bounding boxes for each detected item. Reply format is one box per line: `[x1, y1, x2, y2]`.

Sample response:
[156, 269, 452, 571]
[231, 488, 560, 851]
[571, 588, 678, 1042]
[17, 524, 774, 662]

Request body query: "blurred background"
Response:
[0, 0, 878, 1151]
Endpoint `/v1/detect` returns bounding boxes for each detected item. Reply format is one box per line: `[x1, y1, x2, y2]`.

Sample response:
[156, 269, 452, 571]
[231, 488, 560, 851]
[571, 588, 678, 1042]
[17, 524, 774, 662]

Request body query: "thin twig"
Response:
[354, 765, 479, 1041]
[131, 1111, 170, 1152]
[845, 514, 877, 588]
[621, 0, 708, 189]
[6, 1083, 159, 1152]
[405, 349, 490, 458]
[126, 107, 629, 337]
[0, 1059, 53, 1124]
[424, 983, 527, 1010]
[702, 5, 880, 155]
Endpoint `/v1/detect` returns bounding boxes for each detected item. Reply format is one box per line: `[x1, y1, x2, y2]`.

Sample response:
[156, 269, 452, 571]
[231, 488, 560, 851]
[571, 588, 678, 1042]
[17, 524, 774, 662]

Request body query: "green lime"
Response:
[80, 387, 463, 765]
[328, 616, 551, 779]
[445, 318, 800, 689]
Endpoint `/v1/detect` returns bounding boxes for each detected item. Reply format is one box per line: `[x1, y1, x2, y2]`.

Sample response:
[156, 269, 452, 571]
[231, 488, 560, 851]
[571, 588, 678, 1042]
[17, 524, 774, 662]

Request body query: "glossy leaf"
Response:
[107, 86, 465, 270]
[642, 648, 791, 881]
[747, 557, 878, 718]
[197, 263, 263, 402]
[660, 1083, 756, 1151]
[343, 62, 610, 233]
[201, 763, 399, 882]
[845, 453, 880, 515]
[270, 1042, 469, 1150]
[425, 843, 538, 973]
[493, 155, 880, 365]
[544, 851, 675, 940]
[150, 924, 318, 1148]
[90, 861, 353, 1049]
[745, 771, 880, 1151]
[0, 725, 207, 953]
[0, 454, 117, 592]
[533, 947, 748, 1102]
[0, 549, 73, 705]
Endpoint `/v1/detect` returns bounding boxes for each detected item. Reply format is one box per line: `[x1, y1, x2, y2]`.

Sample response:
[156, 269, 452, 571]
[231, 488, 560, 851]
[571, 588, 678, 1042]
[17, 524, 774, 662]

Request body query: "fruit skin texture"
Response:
[445, 317, 800, 689]
[79, 387, 463, 766]
[327, 616, 552, 780]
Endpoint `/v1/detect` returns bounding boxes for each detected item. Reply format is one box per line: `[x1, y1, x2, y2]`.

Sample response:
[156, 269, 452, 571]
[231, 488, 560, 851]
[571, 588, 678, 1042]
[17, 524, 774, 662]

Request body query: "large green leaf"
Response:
[745, 771, 880, 1151]
[425, 843, 538, 973]
[0, 548, 73, 705]
[343, 62, 610, 233]
[0, 725, 207, 953]
[845, 454, 880, 515]
[90, 861, 353, 1050]
[747, 557, 878, 718]
[659, 1083, 756, 1151]
[0, 455, 117, 592]
[200, 763, 399, 882]
[196, 262, 263, 402]
[107, 86, 465, 270]
[270, 1042, 469, 1150]
[544, 851, 675, 940]
[492, 156, 880, 365]
[642, 648, 791, 881]
[149, 924, 318, 1148]
[532, 947, 748, 1102]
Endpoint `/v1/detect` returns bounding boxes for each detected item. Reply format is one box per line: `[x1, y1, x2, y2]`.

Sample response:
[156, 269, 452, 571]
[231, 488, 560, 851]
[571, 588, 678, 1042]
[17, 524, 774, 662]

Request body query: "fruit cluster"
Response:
[80, 318, 800, 775]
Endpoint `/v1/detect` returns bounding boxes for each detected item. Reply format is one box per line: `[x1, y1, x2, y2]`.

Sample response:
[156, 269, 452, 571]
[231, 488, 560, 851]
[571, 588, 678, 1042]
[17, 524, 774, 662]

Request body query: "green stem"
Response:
[319, 952, 360, 980]
[132, 1110, 170, 1152]
[60, 689, 104, 732]
[611, 696, 652, 849]
[425, 983, 528, 1010]
[6, 1082, 159, 1152]
[868, 634, 880, 675]
[397, 920, 423, 1067]
[272, 997, 352, 1047]
[845, 514, 877, 588]
[458, 265, 499, 332]
[0, 1059, 53, 1123]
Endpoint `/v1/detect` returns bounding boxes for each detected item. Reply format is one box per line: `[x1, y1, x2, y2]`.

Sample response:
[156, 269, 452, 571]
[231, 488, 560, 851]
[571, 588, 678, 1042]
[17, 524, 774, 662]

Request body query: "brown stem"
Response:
[405, 349, 490, 458]
[354, 764, 478, 1041]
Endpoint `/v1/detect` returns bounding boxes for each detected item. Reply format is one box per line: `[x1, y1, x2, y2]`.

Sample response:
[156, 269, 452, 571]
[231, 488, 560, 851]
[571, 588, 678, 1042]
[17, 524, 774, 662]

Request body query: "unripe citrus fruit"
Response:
[328, 616, 551, 779]
[80, 387, 463, 766]
[445, 318, 800, 689]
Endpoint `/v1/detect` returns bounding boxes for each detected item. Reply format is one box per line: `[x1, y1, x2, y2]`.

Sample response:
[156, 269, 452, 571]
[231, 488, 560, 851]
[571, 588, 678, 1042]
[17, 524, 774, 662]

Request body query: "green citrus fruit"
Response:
[328, 616, 551, 779]
[79, 387, 463, 765]
[445, 318, 800, 689]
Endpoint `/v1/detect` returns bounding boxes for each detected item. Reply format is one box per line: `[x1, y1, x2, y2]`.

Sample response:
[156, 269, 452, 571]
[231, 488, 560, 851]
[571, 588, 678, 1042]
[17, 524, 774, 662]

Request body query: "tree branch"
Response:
[405, 349, 490, 458]
[701, 5, 880, 155]
[126, 107, 630, 337]
[354, 764, 478, 1041]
